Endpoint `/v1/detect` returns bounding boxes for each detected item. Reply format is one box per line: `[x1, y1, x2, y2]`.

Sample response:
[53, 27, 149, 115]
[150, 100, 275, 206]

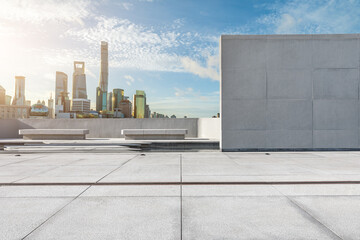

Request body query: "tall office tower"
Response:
[96, 87, 107, 112]
[133, 90, 146, 118]
[48, 94, 54, 118]
[0, 85, 5, 105]
[58, 91, 70, 112]
[99, 41, 108, 92]
[117, 99, 132, 118]
[96, 41, 109, 111]
[72, 61, 87, 99]
[112, 88, 124, 111]
[96, 87, 102, 112]
[145, 105, 150, 118]
[12, 76, 26, 106]
[5, 95, 11, 105]
[55, 72, 68, 105]
[107, 92, 112, 111]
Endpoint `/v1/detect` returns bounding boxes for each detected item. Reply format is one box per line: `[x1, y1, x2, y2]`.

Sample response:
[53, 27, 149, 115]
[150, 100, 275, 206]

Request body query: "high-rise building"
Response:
[48, 94, 54, 119]
[72, 61, 87, 99]
[117, 99, 132, 118]
[112, 88, 124, 111]
[55, 72, 68, 105]
[5, 95, 11, 105]
[107, 92, 112, 111]
[96, 41, 109, 111]
[96, 87, 107, 112]
[99, 41, 108, 93]
[12, 76, 26, 106]
[59, 91, 70, 112]
[145, 104, 150, 118]
[96, 87, 102, 112]
[0, 85, 5, 105]
[71, 99, 90, 112]
[133, 90, 146, 118]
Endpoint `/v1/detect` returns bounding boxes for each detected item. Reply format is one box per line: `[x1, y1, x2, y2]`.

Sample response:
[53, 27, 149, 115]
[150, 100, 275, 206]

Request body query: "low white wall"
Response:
[0, 118, 221, 139]
[0, 118, 200, 139]
[197, 118, 221, 139]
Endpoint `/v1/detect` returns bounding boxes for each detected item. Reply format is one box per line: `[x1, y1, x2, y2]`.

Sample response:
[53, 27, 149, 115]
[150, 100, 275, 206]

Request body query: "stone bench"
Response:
[121, 129, 188, 140]
[19, 129, 89, 140]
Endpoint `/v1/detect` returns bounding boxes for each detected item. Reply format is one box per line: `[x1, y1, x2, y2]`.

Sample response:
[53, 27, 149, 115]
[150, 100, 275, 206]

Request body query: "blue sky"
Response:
[0, 0, 360, 117]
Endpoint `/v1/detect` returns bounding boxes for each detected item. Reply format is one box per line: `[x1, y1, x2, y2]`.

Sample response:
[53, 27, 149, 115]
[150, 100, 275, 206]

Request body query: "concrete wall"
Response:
[198, 118, 220, 139]
[221, 34, 360, 150]
[0, 118, 221, 139]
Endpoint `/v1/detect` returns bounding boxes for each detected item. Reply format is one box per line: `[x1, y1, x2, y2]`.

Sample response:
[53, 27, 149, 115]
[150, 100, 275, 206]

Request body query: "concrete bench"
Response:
[19, 129, 89, 140]
[121, 129, 188, 140]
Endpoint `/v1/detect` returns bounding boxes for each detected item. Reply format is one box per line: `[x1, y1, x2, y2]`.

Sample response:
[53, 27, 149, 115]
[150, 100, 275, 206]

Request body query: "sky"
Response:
[0, 0, 360, 117]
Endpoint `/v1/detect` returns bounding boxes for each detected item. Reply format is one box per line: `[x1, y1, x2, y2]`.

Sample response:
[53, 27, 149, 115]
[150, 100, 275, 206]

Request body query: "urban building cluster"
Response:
[0, 41, 176, 119]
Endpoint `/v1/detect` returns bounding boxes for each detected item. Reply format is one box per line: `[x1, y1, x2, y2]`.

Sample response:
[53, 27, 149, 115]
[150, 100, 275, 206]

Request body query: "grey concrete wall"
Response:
[0, 118, 199, 139]
[221, 34, 360, 150]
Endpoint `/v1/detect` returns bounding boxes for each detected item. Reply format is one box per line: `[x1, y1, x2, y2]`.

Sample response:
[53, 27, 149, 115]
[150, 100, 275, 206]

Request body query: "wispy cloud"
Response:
[256, 0, 360, 34]
[181, 55, 219, 81]
[0, 0, 93, 25]
[125, 75, 135, 86]
[117, 2, 134, 10]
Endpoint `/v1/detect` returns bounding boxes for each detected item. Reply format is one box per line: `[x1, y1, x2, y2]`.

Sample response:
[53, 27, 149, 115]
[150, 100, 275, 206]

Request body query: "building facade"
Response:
[117, 99, 132, 118]
[96, 41, 109, 111]
[5, 95, 11, 105]
[12, 76, 26, 106]
[0, 105, 29, 119]
[0, 85, 5, 105]
[55, 71, 68, 106]
[72, 62, 87, 99]
[71, 99, 90, 112]
[112, 88, 124, 111]
[133, 90, 146, 118]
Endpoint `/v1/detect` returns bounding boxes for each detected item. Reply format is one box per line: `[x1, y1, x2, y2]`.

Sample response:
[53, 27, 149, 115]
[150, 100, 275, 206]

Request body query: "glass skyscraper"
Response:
[133, 90, 146, 118]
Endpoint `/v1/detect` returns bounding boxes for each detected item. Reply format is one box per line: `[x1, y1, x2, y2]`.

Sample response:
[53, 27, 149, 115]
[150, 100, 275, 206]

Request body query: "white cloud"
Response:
[117, 2, 134, 10]
[65, 16, 187, 72]
[125, 75, 135, 86]
[0, 0, 93, 25]
[257, 0, 360, 34]
[173, 87, 213, 102]
[181, 55, 220, 81]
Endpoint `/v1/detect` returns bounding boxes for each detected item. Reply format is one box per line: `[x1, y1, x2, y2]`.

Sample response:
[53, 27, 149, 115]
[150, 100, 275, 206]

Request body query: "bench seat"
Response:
[19, 129, 89, 140]
[121, 129, 188, 140]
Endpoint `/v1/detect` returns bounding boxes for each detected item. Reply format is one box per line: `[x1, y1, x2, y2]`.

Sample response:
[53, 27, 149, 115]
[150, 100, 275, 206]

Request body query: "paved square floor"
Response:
[1, 151, 360, 239]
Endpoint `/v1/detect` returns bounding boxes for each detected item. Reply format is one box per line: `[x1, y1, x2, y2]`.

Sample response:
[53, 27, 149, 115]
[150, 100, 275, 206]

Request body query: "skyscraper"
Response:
[48, 94, 54, 119]
[99, 41, 108, 93]
[0, 85, 5, 105]
[5, 95, 11, 105]
[117, 99, 132, 118]
[145, 104, 151, 118]
[112, 88, 124, 111]
[96, 41, 108, 111]
[133, 90, 146, 118]
[55, 71, 68, 105]
[12, 76, 26, 106]
[72, 61, 87, 99]
[107, 92, 112, 112]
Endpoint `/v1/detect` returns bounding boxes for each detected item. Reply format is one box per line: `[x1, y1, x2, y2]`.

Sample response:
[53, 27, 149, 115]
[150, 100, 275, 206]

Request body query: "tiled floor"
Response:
[1, 151, 360, 239]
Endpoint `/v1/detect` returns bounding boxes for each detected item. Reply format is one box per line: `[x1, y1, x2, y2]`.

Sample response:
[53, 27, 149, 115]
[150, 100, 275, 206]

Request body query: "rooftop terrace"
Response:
[1, 148, 360, 239]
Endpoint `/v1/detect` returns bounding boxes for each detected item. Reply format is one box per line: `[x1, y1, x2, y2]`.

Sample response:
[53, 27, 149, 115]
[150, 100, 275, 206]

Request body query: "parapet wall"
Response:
[0, 118, 220, 139]
[221, 34, 360, 151]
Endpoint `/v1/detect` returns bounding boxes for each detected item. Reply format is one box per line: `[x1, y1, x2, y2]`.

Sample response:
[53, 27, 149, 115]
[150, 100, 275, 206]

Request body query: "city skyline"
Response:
[1, 0, 360, 117]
